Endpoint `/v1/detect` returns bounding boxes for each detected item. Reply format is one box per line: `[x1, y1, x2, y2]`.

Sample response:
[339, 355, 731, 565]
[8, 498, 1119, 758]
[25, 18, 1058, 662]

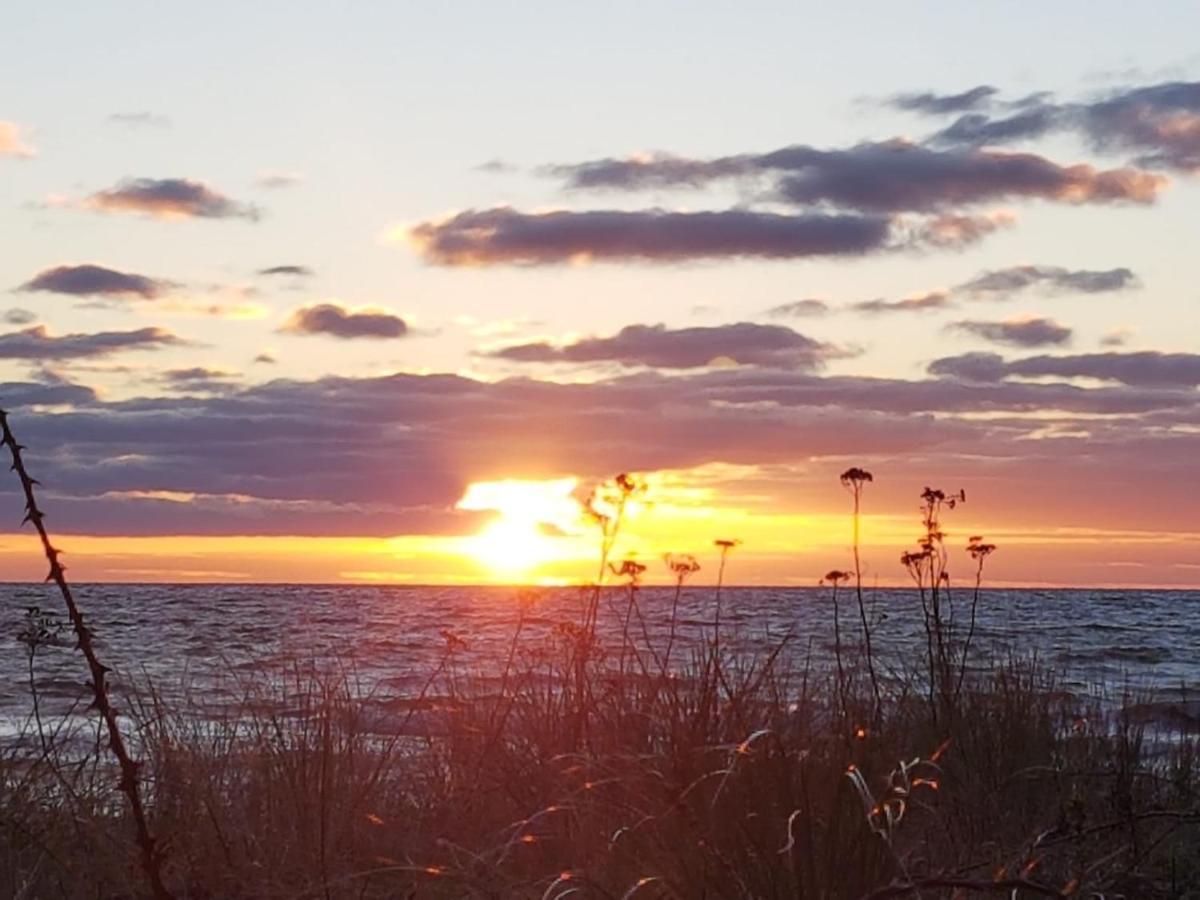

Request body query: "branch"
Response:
[0, 408, 174, 899]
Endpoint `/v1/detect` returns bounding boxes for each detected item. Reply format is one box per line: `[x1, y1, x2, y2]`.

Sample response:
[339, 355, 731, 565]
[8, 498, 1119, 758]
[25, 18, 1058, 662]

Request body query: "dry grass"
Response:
[2, 629, 1198, 898]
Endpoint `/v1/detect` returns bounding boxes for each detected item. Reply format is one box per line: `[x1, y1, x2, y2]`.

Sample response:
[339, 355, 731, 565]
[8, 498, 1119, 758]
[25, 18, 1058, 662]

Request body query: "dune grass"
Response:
[3, 634, 1198, 898]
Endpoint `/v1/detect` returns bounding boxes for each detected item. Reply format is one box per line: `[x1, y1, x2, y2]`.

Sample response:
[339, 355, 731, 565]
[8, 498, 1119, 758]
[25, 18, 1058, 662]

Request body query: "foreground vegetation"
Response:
[4, 633, 1198, 898]
[0, 410, 1197, 898]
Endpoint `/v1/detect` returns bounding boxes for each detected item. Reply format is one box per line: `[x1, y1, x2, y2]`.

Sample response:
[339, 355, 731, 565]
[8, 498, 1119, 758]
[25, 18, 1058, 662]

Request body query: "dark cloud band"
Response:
[549, 141, 1163, 212]
[411, 207, 916, 265]
[487, 322, 847, 370]
[930, 350, 1200, 387]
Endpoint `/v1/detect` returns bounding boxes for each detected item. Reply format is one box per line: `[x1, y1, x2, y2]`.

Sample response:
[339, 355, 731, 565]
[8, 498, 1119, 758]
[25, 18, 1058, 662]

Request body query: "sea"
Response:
[2, 584, 1198, 739]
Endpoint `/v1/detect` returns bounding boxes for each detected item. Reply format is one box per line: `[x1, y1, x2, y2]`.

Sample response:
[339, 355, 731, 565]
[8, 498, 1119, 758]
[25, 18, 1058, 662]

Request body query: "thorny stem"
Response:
[0, 408, 174, 899]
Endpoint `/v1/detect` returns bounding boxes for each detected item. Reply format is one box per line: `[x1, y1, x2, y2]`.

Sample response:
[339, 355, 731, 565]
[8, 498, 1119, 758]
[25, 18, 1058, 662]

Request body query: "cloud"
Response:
[0, 325, 184, 360]
[948, 317, 1073, 347]
[770, 143, 1162, 211]
[1083, 81, 1200, 171]
[890, 86, 999, 115]
[160, 367, 240, 391]
[257, 265, 314, 278]
[0, 380, 97, 407]
[475, 158, 518, 173]
[256, 170, 303, 189]
[1101, 327, 1133, 348]
[107, 112, 171, 128]
[0, 121, 35, 158]
[852, 292, 951, 314]
[410, 206, 901, 265]
[957, 265, 1137, 297]
[253, 352, 277, 364]
[549, 140, 1165, 211]
[766, 299, 830, 318]
[486, 322, 847, 370]
[19, 264, 173, 299]
[926, 352, 1013, 383]
[281, 303, 408, 339]
[83, 177, 260, 220]
[550, 153, 748, 190]
[930, 107, 1061, 147]
[3, 308, 37, 325]
[929, 350, 1200, 387]
[922, 80, 1200, 172]
[827, 261, 1134, 320]
[905, 211, 1015, 248]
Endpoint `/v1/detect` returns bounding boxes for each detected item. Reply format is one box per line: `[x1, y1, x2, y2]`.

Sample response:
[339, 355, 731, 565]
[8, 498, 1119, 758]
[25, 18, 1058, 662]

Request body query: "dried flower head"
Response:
[822, 569, 851, 586]
[609, 558, 647, 583]
[17, 605, 63, 656]
[840, 467, 874, 487]
[967, 536, 997, 560]
[665, 553, 701, 579]
[615, 472, 640, 495]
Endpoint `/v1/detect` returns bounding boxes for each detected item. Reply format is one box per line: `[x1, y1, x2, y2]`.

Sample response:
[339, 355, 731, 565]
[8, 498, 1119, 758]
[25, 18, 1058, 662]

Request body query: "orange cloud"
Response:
[0, 121, 34, 158]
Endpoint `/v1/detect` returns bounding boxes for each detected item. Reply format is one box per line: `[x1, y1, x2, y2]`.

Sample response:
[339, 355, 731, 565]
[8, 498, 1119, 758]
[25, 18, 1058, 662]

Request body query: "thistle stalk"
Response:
[0, 408, 173, 900]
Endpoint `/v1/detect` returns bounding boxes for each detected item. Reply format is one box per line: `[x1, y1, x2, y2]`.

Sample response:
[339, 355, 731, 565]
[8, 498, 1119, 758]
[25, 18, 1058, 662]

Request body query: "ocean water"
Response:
[2, 583, 1198, 737]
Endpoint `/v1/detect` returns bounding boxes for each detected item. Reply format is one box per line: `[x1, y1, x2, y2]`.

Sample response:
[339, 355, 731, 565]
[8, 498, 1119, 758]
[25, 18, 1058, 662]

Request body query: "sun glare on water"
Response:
[456, 478, 584, 580]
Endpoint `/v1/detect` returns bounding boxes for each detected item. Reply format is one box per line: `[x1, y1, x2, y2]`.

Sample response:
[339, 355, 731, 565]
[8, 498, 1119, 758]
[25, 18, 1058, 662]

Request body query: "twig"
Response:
[0, 408, 174, 899]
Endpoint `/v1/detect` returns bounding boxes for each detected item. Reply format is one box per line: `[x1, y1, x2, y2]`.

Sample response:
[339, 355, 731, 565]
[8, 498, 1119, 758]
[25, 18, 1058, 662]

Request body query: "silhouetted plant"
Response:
[899, 486, 1001, 720]
[610, 557, 648, 678]
[581, 473, 644, 643]
[957, 535, 998, 699]
[900, 486, 967, 719]
[662, 553, 700, 672]
[841, 466, 882, 724]
[574, 473, 645, 745]
[711, 538, 740, 658]
[17, 605, 63, 753]
[821, 569, 852, 723]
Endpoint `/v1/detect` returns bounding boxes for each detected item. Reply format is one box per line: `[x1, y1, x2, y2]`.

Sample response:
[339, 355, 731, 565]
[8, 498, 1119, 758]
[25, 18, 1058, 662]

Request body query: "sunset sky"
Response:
[2, 2, 1199, 586]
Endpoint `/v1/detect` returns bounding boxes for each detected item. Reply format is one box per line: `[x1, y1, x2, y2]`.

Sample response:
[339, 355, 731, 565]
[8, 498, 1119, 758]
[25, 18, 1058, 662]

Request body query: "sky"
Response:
[1, 1, 1199, 586]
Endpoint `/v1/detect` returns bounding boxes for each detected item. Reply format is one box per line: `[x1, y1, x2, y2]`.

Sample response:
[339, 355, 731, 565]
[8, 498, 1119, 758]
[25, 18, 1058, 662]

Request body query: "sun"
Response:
[456, 478, 584, 580]
[467, 518, 555, 577]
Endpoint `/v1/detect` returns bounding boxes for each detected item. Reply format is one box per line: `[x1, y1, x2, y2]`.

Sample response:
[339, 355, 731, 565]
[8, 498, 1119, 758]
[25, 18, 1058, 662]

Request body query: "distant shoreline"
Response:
[2, 580, 1199, 591]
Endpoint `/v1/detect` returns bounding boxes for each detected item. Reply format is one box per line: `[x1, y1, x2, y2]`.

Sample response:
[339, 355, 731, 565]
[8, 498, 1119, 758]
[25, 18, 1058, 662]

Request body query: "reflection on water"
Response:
[2, 583, 1197, 736]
